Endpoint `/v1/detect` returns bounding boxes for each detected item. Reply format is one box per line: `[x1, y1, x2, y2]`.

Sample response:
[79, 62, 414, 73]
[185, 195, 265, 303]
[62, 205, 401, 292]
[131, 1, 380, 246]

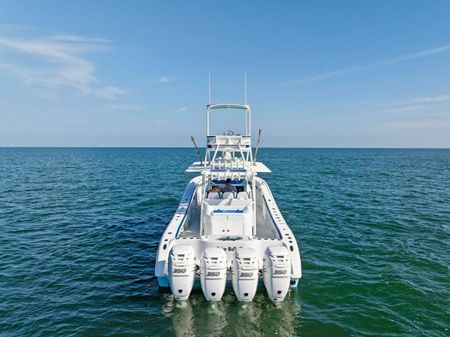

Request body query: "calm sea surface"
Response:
[0, 148, 449, 337]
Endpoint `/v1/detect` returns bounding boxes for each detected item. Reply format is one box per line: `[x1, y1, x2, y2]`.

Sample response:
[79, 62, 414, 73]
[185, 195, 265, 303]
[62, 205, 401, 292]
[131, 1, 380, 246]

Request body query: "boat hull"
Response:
[154, 176, 302, 302]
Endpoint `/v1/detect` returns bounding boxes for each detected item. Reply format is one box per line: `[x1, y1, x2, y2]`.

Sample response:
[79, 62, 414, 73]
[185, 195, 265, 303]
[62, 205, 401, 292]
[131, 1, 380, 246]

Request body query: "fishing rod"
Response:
[253, 128, 262, 163]
[190, 136, 202, 165]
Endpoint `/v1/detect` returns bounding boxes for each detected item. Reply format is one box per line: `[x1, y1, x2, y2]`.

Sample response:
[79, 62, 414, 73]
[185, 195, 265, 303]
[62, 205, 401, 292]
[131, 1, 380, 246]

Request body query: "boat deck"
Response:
[180, 203, 201, 238]
[179, 201, 278, 239]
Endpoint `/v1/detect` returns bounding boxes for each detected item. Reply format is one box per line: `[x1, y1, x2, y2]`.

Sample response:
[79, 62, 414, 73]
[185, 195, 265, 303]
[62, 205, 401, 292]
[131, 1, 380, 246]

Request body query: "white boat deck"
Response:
[179, 187, 279, 239]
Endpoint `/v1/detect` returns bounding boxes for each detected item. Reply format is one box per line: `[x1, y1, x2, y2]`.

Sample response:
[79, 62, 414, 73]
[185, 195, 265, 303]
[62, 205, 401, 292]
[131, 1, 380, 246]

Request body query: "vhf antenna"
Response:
[208, 72, 211, 105]
[244, 72, 247, 104]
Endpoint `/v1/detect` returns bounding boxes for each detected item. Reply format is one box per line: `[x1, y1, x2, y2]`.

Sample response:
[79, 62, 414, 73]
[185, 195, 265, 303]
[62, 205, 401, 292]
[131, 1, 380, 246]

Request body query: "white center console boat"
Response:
[155, 103, 302, 303]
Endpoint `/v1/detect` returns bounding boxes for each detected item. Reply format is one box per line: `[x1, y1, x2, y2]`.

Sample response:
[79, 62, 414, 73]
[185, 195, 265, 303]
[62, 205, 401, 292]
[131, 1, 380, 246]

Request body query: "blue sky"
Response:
[1, 0, 450, 147]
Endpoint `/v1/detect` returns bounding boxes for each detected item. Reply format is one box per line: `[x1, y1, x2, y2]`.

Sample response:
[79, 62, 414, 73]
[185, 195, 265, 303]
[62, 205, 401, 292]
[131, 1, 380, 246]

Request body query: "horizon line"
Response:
[0, 146, 449, 149]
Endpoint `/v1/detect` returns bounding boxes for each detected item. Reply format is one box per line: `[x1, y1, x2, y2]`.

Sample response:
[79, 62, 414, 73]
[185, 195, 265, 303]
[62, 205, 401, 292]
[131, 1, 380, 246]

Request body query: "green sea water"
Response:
[0, 148, 449, 337]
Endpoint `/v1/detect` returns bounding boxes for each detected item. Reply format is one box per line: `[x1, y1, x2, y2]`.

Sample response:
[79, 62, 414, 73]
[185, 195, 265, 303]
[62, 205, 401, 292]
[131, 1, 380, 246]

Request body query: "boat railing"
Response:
[211, 160, 247, 171]
[207, 135, 251, 147]
[205, 142, 253, 169]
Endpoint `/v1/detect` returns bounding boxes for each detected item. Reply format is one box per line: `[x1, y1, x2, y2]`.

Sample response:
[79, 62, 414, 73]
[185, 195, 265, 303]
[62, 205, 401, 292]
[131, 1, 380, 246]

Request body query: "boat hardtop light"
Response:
[155, 102, 302, 303]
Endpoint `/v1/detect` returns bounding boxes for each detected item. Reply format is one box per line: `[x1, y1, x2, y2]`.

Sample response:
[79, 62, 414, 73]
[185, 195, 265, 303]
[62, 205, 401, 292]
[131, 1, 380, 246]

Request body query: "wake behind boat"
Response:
[155, 103, 302, 303]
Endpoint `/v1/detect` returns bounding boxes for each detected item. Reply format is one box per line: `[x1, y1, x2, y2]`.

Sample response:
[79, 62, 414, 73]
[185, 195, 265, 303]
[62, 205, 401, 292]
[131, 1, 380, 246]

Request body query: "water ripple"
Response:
[0, 148, 449, 337]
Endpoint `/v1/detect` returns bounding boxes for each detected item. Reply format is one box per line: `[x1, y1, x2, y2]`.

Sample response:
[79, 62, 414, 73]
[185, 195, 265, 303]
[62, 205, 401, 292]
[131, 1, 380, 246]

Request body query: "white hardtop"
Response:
[207, 103, 250, 110]
[186, 103, 271, 174]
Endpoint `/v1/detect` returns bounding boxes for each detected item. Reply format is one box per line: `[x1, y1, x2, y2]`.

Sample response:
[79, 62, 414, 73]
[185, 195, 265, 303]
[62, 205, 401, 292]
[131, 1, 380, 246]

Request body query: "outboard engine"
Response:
[200, 247, 227, 301]
[263, 246, 291, 303]
[231, 248, 259, 301]
[168, 245, 196, 300]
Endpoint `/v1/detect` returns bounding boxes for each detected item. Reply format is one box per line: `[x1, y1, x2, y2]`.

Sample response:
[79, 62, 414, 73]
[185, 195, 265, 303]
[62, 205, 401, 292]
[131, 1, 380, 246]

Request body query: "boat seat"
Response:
[222, 192, 235, 199]
[207, 191, 220, 199]
[237, 192, 249, 199]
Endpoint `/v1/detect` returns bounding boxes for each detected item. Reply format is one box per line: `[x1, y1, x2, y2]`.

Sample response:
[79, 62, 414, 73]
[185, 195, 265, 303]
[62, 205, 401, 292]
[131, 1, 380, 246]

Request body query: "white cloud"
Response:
[380, 94, 450, 116]
[386, 94, 450, 106]
[102, 103, 141, 111]
[290, 65, 366, 83]
[0, 32, 126, 98]
[173, 106, 187, 113]
[289, 44, 450, 85]
[47, 34, 109, 44]
[157, 76, 178, 84]
[382, 120, 450, 130]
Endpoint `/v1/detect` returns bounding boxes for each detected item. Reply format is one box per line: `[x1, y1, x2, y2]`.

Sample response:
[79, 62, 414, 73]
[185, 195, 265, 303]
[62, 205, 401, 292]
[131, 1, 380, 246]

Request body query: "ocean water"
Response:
[0, 148, 449, 337]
